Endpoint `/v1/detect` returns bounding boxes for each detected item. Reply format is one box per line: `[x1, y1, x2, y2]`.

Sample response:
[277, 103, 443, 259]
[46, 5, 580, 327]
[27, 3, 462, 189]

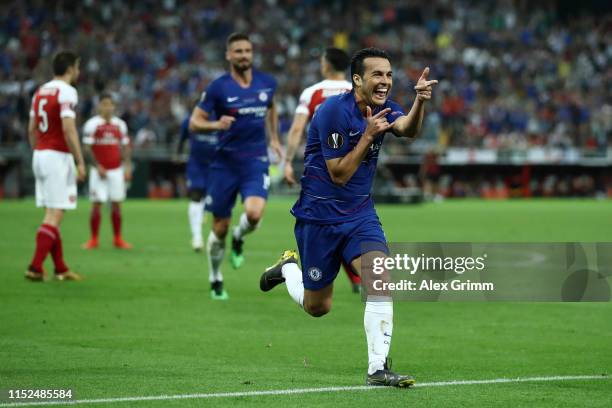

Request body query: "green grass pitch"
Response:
[0, 198, 611, 407]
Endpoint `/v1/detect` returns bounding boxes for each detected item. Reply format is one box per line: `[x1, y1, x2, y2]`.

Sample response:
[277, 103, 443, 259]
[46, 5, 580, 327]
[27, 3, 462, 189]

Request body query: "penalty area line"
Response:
[0, 374, 608, 407]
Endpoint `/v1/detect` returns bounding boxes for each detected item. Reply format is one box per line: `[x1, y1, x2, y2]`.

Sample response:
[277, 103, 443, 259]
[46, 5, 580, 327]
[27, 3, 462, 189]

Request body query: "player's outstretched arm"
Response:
[326, 107, 393, 186]
[189, 106, 235, 133]
[62, 117, 86, 181]
[392, 67, 438, 140]
[283, 113, 308, 185]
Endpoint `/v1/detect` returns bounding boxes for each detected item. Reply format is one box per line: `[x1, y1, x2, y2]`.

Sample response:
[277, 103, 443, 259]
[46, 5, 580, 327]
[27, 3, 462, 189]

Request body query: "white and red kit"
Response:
[29, 79, 79, 209]
[82, 115, 130, 202]
[294, 79, 352, 119]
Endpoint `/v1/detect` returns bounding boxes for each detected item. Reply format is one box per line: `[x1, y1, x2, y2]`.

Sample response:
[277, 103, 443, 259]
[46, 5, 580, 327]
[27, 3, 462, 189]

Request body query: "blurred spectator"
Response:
[0, 0, 609, 153]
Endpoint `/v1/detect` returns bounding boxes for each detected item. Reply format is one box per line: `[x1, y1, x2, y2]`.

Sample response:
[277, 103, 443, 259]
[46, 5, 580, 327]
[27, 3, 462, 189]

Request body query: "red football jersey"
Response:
[29, 80, 78, 152]
[82, 116, 129, 170]
[295, 79, 352, 119]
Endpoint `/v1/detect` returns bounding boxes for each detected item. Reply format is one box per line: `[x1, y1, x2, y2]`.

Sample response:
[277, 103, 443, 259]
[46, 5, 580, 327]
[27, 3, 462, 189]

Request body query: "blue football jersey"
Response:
[291, 92, 405, 224]
[197, 70, 277, 164]
[180, 115, 217, 164]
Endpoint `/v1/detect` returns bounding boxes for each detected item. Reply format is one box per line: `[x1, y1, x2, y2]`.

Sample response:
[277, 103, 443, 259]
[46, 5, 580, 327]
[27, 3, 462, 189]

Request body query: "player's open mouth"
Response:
[374, 87, 388, 99]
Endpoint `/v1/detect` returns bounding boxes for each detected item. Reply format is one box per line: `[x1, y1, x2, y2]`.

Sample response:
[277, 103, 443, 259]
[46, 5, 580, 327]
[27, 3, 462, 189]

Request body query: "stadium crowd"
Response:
[1, 0, 610, 153]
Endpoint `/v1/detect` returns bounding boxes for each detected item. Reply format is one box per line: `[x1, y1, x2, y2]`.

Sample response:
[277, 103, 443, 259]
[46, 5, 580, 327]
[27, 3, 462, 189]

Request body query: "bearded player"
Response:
[260, 48, 438, 386]
[26, 51, 86, 281]
[190, 32, 282, 299]
[284, 47, 362, 293]
[81, 93, 132, 250]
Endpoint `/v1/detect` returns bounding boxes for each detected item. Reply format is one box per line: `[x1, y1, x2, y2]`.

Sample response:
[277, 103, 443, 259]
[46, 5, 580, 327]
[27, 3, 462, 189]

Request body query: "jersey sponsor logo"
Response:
[237, 106, 267, 117]
[349, 130, 360, 137]
[227, 96, 239, 103]
[327, 132, 344, 149]
[258, 92, 268, 102]
[95, 132, 121, 145]
[308, 267, 323, 281]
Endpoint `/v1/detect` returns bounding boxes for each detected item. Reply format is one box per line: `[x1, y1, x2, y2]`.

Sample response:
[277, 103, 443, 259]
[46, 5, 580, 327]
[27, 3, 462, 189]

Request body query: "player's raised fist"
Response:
[414, 67, 438, 102]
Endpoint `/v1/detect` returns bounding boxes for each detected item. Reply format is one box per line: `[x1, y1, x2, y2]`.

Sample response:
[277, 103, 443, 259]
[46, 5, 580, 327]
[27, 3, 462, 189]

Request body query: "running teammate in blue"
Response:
[189, 33, 282, 299]
[260, 48, 438, 387]
[176, 109, 218, 253]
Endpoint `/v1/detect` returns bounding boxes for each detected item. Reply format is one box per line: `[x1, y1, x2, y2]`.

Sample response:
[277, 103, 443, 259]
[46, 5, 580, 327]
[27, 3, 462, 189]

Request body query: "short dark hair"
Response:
[350, 48, 390, 86]
[99, 92, 114, 102]
[226, 32, 250, 48]
[52, 51, 79, 76]
[324, 48, 350, 72]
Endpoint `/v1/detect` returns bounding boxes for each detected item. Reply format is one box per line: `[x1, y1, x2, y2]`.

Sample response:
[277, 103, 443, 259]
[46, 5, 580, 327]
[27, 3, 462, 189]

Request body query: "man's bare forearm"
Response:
[28, 118, 36, 148]
[121, 145, 132, 171]
[84, 145, 97, 166]
[285, 114, 308, 163]
[393, 98, 425, 139]
[285, 127, 301, 163]
[266, 105, 280, 144]
[189, 114, 220, 133]
[64, 127, 85, 165]
[66, 133, 85, 165]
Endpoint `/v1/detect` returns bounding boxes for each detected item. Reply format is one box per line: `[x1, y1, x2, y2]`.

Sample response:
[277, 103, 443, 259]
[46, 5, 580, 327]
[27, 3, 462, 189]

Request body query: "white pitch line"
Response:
[0, 375, 608, 407]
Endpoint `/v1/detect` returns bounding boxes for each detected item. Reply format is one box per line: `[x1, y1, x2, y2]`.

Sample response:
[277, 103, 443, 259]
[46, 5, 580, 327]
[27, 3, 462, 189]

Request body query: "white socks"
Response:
[281, 262, 304, 308]
[207, 230, 224, 283]
[233, 212, 259, 240]
[188, 201, 204, 244]
[364, 299, 393, 375]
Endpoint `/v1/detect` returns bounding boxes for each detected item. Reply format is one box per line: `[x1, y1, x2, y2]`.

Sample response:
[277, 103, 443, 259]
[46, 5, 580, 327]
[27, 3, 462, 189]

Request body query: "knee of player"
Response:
[245, 209, 263, 225]
[305, 301, 331, 318]
[212, 219, 230, 237]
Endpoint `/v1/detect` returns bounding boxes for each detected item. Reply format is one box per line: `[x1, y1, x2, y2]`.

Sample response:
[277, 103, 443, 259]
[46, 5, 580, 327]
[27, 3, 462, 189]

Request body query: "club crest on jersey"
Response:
[259, 92, 268, 102]
[327, 132, 344, 149]
[308, 267, 323, 281]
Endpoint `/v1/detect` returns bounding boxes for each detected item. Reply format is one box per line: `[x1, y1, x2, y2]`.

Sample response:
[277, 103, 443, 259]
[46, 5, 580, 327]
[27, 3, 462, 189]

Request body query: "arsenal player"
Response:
[81, 93, 133, 249]
[26, 51, 86, 281]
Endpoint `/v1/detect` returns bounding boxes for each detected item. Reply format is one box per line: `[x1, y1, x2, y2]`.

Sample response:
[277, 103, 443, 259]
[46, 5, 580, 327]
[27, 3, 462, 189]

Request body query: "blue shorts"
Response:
[186, 159, 210, 192]
[294, 215, 388, 291]
[206, 160, 269, 218]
